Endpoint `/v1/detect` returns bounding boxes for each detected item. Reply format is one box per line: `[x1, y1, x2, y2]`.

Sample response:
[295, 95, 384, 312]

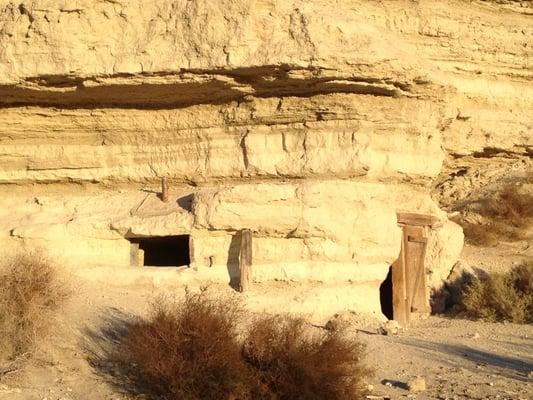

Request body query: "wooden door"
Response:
[392, 224, 429, 326]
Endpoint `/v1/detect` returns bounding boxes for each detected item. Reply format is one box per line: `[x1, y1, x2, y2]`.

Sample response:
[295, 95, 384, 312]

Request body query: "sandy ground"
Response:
[460, 242, 532, 275]
[363, 318, 532, 400]
[0, 270, 531, 400]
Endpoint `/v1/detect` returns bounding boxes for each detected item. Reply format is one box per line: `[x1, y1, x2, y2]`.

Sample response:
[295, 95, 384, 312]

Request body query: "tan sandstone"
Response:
[0, 0, 530, 319]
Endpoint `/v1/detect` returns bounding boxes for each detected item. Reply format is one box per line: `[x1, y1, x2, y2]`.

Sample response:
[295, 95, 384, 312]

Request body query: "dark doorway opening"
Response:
[129, 235, 190, 267]
[380, 266, 393, 320]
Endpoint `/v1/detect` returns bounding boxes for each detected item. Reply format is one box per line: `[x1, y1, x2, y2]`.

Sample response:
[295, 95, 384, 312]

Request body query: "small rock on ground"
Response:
[379, 320, 400, 336]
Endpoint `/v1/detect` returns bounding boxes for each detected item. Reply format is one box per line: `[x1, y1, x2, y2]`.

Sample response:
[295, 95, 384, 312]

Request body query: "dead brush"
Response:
[495, 184, 533, 224]
[243, 315, 371, 400]
[116, 294, 371, 400]
[118, 291, 266, 400]
[460, 223, 500, 247]
[461, 262, 533, 323]
[461, 183, 533, 246]
[0, 250, 69, 364]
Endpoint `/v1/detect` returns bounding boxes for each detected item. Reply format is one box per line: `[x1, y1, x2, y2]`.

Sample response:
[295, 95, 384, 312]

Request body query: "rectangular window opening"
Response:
[129, 235, 190, 267]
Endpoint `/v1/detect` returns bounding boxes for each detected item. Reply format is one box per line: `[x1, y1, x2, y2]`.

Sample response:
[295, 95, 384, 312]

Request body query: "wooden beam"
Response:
[397, 212, 441, 228]
[239, 229, 253, 293]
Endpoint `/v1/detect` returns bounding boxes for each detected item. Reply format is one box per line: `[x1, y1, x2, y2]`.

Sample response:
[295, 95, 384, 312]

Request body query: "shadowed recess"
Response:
[0, 66, 408, 110]
[128, 235, 190, 267]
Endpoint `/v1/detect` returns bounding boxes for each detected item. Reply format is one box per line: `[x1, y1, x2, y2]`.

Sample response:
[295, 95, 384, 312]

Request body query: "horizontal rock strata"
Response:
[0, 0, 530, 317]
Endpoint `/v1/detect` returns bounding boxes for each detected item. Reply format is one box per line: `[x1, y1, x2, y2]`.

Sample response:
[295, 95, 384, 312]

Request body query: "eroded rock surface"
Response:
[0, 0, 530, 318]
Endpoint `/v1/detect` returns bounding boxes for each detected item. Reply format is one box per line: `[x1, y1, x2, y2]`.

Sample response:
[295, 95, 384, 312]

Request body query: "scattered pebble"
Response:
[379, 320, 400, 336]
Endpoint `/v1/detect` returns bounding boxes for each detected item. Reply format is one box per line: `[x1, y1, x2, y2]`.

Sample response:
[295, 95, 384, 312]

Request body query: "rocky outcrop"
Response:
[1, 0, 530, 184]
[0, 0, 530, 318]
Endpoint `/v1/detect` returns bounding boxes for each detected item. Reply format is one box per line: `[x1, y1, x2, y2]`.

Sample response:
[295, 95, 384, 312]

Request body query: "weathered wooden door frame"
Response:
[392, 212, 441, 326]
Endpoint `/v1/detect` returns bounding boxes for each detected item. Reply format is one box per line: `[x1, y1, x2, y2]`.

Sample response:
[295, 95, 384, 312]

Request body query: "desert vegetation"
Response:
[0, 251, 69, 364]
[117, 292, 259, 399]
[437, 262, 533, 324]
[459, 182, 533, 246]
[243, 315, 370, 400]
[114, 291, 370, 400]
[460, 262, 533, 324]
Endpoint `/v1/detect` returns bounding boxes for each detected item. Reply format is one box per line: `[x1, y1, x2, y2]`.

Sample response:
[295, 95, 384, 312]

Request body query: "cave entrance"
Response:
[379, 266, 393, 320]
[129, 235, 191, 267]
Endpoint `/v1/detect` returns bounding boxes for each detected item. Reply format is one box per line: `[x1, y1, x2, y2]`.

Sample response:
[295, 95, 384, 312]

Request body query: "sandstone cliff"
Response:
[0, 0, 530, 318]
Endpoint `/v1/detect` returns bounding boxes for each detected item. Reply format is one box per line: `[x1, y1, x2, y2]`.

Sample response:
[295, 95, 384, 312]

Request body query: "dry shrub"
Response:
[431, 269, 475, 314]
[461, 184, 533, 246]
[243, 315, 370, 400]
[118, 294, 371, 400]
[0, 251, 69, 363]
[488, 185, 533, 224]
[460, 223, 499, 246]
[119, 292, 265, 400]
[461, 262, 533, 323]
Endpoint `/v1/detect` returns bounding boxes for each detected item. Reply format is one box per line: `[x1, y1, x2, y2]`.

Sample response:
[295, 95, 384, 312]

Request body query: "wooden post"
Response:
[161, 177, 169, 202]
[239, 229, 253, 292]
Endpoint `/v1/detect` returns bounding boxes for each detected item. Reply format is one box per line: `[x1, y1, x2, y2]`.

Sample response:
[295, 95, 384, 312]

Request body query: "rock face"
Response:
[0, 0, 530, 318]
